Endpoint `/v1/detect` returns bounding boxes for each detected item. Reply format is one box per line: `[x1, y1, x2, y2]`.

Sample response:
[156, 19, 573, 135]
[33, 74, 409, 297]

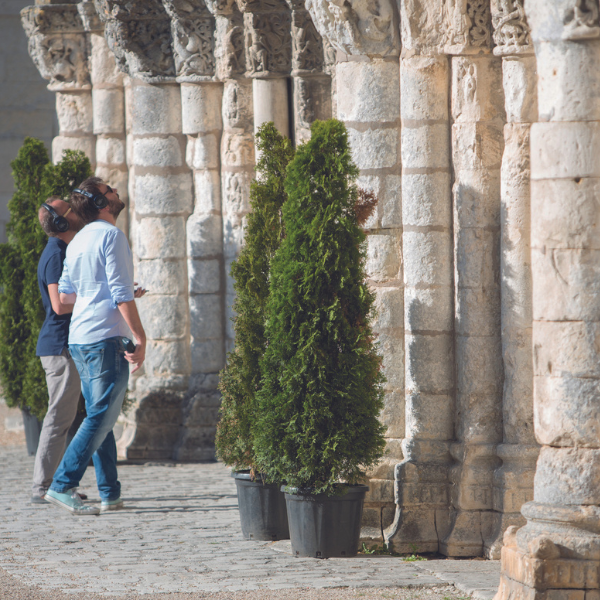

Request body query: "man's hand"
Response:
[125, 340, 146, 373]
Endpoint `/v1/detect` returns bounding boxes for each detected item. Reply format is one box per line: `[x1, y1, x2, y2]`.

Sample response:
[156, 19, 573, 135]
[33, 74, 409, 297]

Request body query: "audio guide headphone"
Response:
[41, 203, 70, 233]
[73, 187, 108, 209]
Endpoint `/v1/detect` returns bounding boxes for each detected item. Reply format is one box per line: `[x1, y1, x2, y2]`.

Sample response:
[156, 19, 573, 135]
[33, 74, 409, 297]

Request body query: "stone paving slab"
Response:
[0, 445, 500, 598]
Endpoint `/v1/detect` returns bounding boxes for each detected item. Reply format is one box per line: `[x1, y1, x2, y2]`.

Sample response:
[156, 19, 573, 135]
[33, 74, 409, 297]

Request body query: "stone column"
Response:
[163, 0, 225, 460]
[440, 2, 506, 557]
[237, 0, 291, 137]
[496, 2, 600, 598]
[387, 0, 454, 554]
[97, 0, 194, 459]
[306, 0, 401, 544]
[205, 0, 254, 355]
[21, 3, 95, 167]
[79, 2, 129, 234]
[485, 0, 538, 560]
[286, 0, 330, 143]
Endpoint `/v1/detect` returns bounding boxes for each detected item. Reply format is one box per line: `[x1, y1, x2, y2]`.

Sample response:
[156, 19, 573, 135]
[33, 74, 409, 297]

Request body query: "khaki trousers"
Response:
[31, 349, 82, 497]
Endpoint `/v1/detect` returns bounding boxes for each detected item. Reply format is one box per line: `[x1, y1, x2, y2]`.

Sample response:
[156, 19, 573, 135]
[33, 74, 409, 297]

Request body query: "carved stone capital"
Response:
[291, 7, 324, 75]
[94, 0, 175, 81]
[78, 1, 104, 33]
[305, 0, 400, 58]
[204, 0, 245, 79]
[562, 0, 600, 41]
[237, 0, 292, 78]
[163, 0, 216, 81]
[442, 0, 492, 55]
[491, 0, 532, 55]
[21, 4, 90, 89]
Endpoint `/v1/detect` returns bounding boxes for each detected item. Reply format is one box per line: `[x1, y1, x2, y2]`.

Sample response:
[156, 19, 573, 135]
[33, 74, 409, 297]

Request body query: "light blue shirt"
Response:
[58, 220, 134, 345]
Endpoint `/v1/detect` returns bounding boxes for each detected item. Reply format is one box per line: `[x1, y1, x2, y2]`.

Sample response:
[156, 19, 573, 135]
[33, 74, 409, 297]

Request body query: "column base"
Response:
[385, 507, 450, 553]
[484, 511, 526, 560]
[440, 509, 493, 557]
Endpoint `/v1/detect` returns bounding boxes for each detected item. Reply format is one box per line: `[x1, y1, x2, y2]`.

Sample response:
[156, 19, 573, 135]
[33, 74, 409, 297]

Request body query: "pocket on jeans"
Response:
[84, 349, 105, 379]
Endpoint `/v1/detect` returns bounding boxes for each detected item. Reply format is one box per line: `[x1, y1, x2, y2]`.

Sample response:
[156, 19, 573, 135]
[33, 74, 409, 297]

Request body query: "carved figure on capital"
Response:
[491, 0, 532, 54]
[21, 5, 90, 88]
[163, 0, 216, 78]
[562, 0, 600, 40]
[244, 12, 292, 76]
[94, 0, 176, 79]
[305, 0, 399, 57]
[204, 0, 246, 78]
[292, 9, 324, 73]
[442, 0, 491, 53]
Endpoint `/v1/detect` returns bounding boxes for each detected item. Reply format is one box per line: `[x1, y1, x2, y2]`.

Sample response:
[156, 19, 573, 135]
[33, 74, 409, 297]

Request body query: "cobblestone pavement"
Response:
[0, 444, 500, 599]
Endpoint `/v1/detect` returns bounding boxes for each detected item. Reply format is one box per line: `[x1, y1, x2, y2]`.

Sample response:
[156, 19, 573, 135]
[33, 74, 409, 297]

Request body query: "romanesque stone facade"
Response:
[20, 2, 600, 592]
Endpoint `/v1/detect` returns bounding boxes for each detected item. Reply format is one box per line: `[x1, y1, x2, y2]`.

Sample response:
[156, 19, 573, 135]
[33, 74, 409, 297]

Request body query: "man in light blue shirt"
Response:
[45, 177, 146, 516]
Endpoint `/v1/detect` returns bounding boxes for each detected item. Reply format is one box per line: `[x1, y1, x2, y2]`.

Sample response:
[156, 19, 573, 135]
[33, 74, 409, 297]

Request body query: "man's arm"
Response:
[117, 299, 146, 373]
[48, 284, 74, 315]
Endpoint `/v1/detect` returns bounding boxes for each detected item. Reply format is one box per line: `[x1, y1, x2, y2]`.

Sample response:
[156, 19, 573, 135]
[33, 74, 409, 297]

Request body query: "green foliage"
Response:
[254, 119, 386, 495]
[0, 138, 92, 419]
[215, 123, 295, 471]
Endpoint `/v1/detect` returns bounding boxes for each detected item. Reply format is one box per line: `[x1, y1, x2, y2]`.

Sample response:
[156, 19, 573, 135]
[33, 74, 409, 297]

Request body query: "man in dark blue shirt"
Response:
[31, 197, 83, 503]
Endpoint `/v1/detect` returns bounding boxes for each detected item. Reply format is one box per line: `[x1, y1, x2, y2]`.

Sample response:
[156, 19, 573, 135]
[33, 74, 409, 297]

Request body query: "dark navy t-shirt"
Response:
[36, 237, 71, 356]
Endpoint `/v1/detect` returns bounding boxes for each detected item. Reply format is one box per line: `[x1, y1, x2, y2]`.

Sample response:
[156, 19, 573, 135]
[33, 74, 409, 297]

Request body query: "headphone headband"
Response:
[73, 187, 108, 209]
[41, 203, 69, 233]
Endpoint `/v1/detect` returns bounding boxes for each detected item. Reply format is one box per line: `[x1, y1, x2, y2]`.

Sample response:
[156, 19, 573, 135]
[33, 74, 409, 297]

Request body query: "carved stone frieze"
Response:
[291, 8, 324, 74]
[94, 0, 176, 80]
[304, 0, 400, 57]
[491, 0, 532, 55]
[21, 4, 90, 89]
[562, 0, 600, 40]
[294, 76, 313, 127]
[243, 10, 292, 77]
[163, 0, 216, 80]
[442, 0, 492, 54]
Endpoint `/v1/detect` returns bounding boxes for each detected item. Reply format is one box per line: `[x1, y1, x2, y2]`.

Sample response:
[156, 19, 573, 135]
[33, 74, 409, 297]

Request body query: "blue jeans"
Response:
[50, 337, 129, 501]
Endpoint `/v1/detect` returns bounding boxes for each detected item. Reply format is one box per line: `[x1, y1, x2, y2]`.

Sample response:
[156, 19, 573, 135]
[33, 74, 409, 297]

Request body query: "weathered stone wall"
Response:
[22, 0, 600, 574]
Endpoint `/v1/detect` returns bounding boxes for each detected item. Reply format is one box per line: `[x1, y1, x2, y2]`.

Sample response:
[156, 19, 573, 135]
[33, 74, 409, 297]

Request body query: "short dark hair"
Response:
[38, 196, 63, 237]
[70, 176, 105, 224]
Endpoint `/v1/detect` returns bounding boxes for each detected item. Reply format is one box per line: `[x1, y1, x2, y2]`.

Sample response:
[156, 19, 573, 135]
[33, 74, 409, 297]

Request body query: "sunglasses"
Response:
[105, 185, 114, 194]
[63, 206, 72, 218]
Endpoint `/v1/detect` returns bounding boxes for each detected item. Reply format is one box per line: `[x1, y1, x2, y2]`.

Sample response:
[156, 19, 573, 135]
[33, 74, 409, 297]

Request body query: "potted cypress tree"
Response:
[255, 119, 386, 558]
[215, 123, 294, 540]
[0, 137, 91, 454]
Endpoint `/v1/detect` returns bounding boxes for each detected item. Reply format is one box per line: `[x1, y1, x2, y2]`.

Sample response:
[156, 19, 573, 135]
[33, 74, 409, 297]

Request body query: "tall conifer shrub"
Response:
[215, 123, 295, 472]
[254, 119, 386, 495]
[0, 137, 92, 419]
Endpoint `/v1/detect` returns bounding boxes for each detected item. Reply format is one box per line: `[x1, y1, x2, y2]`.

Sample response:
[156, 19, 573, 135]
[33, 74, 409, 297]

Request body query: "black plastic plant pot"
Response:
[283, 484, 369, 558]
[234, 471, 290, 541]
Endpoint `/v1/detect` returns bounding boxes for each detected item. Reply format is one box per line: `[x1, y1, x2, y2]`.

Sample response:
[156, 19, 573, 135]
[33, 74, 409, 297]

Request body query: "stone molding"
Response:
[163, 0, 217, 81]
[491, 0, 532, 55]
[21, 3, 90, 90]
[94, 0, 176, 81]
[235, 0, 292, 78]
[305, 0, 400, 57]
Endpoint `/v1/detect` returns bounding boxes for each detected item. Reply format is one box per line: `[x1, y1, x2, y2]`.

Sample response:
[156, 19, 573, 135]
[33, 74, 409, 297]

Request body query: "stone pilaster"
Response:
[495, 1, 600, 598]
[440, 0, 506, 557]
[306, 0, 401, 544]
[163, 0, 225, 461]
[484, 0, 538, 560]
[236, 0, 291, 137]
[97, 0, 194, 459]
[205, 0, 254, 355]
[79, 2, 129, 235]
[285, 0, 330, 142]
[387, 0, 454, 552]
[21, 3, 95, 167]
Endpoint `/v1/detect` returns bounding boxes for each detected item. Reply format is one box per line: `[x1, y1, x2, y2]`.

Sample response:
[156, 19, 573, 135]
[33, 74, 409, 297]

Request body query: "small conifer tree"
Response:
[215, 123, 295, 473]
[0, 138, 92, 419]
[254, 119, 386, 495]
